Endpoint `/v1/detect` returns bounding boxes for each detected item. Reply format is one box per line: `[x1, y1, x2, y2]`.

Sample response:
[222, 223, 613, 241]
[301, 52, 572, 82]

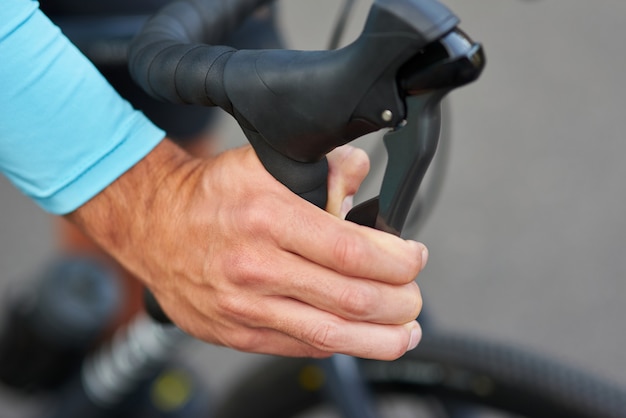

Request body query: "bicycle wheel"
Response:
[213, 331, 626, 418]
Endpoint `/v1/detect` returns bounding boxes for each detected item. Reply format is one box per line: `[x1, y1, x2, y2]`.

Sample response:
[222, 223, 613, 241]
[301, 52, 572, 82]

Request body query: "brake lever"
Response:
[346, 30, 485, 236]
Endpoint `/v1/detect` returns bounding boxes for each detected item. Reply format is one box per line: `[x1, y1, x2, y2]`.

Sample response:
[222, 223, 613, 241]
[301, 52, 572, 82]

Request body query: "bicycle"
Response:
[2, 0, 626, 417]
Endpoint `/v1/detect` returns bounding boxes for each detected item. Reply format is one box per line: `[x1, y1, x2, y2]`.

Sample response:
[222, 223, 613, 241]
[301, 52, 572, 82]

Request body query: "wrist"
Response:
[64, 138, 200, 281]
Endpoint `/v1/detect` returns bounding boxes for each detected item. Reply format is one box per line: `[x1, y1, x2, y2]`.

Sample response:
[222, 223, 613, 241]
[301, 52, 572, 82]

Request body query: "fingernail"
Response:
[407, 324, 422, 351]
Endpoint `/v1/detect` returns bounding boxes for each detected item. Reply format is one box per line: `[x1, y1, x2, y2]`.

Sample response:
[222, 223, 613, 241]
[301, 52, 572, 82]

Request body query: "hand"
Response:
[66, 139, 427, 360]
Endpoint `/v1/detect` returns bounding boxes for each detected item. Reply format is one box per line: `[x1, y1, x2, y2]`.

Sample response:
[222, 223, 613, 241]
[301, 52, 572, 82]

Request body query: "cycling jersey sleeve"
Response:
[0, 0, 165, 215]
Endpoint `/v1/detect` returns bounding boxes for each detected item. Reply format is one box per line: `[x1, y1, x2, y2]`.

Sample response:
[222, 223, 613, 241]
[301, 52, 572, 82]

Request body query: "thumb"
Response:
[326, 145, 370, 218]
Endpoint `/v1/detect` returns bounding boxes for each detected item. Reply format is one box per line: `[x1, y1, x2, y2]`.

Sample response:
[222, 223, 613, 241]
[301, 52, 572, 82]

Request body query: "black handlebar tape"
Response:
[129, 0, 459, 208]
[128, 0, 270, 108]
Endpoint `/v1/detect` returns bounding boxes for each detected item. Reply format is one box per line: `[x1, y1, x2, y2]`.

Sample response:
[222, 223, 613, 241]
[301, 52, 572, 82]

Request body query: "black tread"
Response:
[214, 331, 626, 418]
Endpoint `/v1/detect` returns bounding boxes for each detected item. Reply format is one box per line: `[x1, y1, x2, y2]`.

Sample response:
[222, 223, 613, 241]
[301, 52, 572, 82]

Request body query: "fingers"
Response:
[266, 297, 422, 360]
[254, 250, 423, 325]
[158, 291, 333, 358]
[278, 209, 428, 285]
[220, 328, 333, 358]
[168, 248, 423, 359]
[208, 233, 424, 325]
[180, 289, 422, 360]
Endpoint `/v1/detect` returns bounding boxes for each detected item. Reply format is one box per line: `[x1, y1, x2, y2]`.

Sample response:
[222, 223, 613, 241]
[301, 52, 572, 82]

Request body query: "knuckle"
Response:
[338, 284, 377, 319]
[240, 200, 274, 235]
[224, 253, 255, 284]
[215, 294, 241, 317]
[223, 249, 269, 287]
[215, 294, 256, 323]
[306, 320, 342, 351]
[228, 331, 261, 353]
[332, 235, 361, 272]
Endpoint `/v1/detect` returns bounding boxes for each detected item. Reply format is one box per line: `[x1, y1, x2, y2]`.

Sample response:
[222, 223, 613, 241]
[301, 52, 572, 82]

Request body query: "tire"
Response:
[213, 331, 626, 418]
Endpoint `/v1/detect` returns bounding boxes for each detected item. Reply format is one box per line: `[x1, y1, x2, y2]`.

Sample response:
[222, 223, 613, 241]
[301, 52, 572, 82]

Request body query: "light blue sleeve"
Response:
[0, 0, 166, 215]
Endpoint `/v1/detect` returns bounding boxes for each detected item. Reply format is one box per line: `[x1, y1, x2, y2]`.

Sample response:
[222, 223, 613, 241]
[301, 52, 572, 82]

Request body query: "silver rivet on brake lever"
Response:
[381, 109, 393, 122]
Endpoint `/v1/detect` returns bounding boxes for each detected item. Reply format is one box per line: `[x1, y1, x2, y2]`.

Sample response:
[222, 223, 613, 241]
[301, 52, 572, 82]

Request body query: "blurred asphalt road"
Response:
[2, 0, 626, 415]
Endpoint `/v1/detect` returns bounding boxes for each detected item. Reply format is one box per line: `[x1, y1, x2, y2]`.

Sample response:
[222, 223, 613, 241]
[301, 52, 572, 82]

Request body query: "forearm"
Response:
[64, 139, 197, 285]
[0, 0, 164, 214]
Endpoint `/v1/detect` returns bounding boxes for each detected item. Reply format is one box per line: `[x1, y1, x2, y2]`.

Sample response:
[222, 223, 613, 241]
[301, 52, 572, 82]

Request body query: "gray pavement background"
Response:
[2, 0, 626, 414]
